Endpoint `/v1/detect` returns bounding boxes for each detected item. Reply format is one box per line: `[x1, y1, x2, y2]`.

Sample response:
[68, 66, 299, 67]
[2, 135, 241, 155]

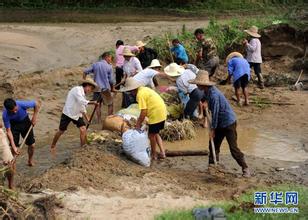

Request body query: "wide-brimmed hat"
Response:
[147, 59, 162, 68]
[164, 63, 185, 77]
[119, 77, 143, 92]
[226, 52, 243, 63]
[188, 70, 216, 86]
[122, 47, 135, 57]
[82, 78, 98, 89]
[136, 40, 147, 48]
[244, 26, 261, 38]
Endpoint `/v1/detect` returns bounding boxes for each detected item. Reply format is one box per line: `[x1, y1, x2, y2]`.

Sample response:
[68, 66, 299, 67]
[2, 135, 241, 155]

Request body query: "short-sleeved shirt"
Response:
[123, 57, 143, 76]
[171, 44, 189, 63]
[176, 69, 197, 94]
[84, 60, 115, 91]
[228, 57, 251, 83]
[2, 100, 36, 129]
[136, 87, 167, 124]
[196, 38, 218, 63]
[133, 68, 158, 88]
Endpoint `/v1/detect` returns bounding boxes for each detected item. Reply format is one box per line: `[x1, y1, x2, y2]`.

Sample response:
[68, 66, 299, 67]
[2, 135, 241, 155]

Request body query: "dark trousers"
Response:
[121, 92, 136, 108]
[184, 88, 204, 118]
[209, 122, 248, 169]
[115, 67, 124, 89]
[249, 62, 264, 85]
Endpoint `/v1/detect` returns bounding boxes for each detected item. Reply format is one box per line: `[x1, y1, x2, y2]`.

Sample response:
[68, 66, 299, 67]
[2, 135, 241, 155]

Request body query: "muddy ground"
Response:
[0, 21, 308, 219]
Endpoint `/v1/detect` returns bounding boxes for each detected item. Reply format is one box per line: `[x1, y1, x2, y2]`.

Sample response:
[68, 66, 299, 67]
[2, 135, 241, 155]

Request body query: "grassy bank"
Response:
[155, 185, 308, 220]
[0, 2, 306, 23]
[148, 15, 291, 62]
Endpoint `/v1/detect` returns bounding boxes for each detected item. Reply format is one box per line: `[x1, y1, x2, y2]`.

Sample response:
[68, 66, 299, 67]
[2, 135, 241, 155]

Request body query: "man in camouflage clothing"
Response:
[194, 28, 220, 77]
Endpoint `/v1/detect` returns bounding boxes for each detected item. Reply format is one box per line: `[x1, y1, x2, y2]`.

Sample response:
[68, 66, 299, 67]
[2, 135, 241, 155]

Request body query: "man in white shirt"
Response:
[51, 78, 98, 150]
[133, 59, 174, 89]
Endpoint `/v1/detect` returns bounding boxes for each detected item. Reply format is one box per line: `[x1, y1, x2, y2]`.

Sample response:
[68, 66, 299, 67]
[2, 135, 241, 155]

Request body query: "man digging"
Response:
[2, 98, 40, 167]
[189, 72, 251, 177]
[120, 78, 167, 160]
[50, 78, 98, 151]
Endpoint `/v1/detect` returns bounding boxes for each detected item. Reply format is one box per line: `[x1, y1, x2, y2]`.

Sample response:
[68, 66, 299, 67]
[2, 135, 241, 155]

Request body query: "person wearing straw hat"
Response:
[164, 63, 203, 119]
[2, 98, 40, 167]
[50, 78, 98, 152]
[189, 72, 250, 177]
[133, 59, 175, 89]
[120, 78, 168, 160]
[115, 40, 139, 89]
[83, 51, 115, 123]
[224, 52, 251, 106]
[136, 40, 158, 69]
[123, 47, 143, 78]
[194, 28, 220, 77]
[243, 26, 264, 89]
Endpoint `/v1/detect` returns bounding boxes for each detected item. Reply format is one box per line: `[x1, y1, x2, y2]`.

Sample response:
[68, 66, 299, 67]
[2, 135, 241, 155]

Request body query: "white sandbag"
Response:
[0, 129, 14, 164]
[122, 129, 151, 167]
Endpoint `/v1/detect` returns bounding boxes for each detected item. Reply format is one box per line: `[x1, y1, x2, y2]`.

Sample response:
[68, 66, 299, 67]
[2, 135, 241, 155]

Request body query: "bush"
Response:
[148, 16, 288, 63]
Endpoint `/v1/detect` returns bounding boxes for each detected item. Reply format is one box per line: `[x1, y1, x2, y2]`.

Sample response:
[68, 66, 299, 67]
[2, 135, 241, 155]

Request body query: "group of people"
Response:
[1, 25, 264, 188]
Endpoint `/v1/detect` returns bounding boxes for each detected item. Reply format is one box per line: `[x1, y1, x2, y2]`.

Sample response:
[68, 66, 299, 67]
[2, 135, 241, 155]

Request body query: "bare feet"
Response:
[50, 145, 57, 158]
[28, 160, 34, 166]
[158, 152, 166, 160]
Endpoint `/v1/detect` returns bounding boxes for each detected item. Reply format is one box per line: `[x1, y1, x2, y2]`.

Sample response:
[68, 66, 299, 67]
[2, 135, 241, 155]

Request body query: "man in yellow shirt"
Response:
[120, 78, 167, 160]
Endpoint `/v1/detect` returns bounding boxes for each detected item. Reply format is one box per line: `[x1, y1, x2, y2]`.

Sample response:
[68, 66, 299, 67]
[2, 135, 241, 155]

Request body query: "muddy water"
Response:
[15, 123, 307, 184]
[165, 127, 308, 162]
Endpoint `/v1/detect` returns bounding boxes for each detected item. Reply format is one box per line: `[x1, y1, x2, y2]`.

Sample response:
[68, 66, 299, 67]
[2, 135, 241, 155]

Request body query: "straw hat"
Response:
[244, 26, 261, 38]
[82, 78, 98, 89]
[188, 70, 216, 86]
[147, 59, 162, 68]
[164, 63, 185, 77]
[119, 77, 143, 92]
[122, 47, 135, 57]
[136, 40, 147, 48]
[226, 52, 243, 63]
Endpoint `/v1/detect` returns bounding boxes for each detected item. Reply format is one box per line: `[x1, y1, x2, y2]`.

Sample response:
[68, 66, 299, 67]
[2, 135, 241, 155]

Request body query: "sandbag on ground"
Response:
[122, 129, 151, 167]
[0, 129, 13, 164]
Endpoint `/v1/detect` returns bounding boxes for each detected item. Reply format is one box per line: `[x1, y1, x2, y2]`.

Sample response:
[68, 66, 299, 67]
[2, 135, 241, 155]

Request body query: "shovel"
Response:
[205, 108, 217, 165]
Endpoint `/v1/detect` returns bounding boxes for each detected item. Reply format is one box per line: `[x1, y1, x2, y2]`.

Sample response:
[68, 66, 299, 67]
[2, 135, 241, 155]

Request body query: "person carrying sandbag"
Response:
[119, 78, 167, 160]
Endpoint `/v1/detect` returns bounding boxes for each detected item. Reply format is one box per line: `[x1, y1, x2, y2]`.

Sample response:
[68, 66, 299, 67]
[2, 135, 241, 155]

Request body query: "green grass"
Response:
[148, 15, 293, 63]
[155, 184, 308, 220]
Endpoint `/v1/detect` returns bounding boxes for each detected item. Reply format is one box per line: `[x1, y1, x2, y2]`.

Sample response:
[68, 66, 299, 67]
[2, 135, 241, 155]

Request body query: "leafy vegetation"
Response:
[155, 184, 308, 220]
[0, 0, 306, 9]
[148, 16, 289, 63]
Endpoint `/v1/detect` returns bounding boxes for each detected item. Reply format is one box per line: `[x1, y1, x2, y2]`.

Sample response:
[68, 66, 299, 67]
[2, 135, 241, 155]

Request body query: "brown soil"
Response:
[0, 22, 308, 219]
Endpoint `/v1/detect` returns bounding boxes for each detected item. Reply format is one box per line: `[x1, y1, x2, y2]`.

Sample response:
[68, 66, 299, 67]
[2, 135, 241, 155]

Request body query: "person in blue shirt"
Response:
[2, 98, 40, 167]
[189, 72, 250, 177]
[83, 51, 116, 123]
[171, 39, 189, 64]
[225, 52, 251, 106]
